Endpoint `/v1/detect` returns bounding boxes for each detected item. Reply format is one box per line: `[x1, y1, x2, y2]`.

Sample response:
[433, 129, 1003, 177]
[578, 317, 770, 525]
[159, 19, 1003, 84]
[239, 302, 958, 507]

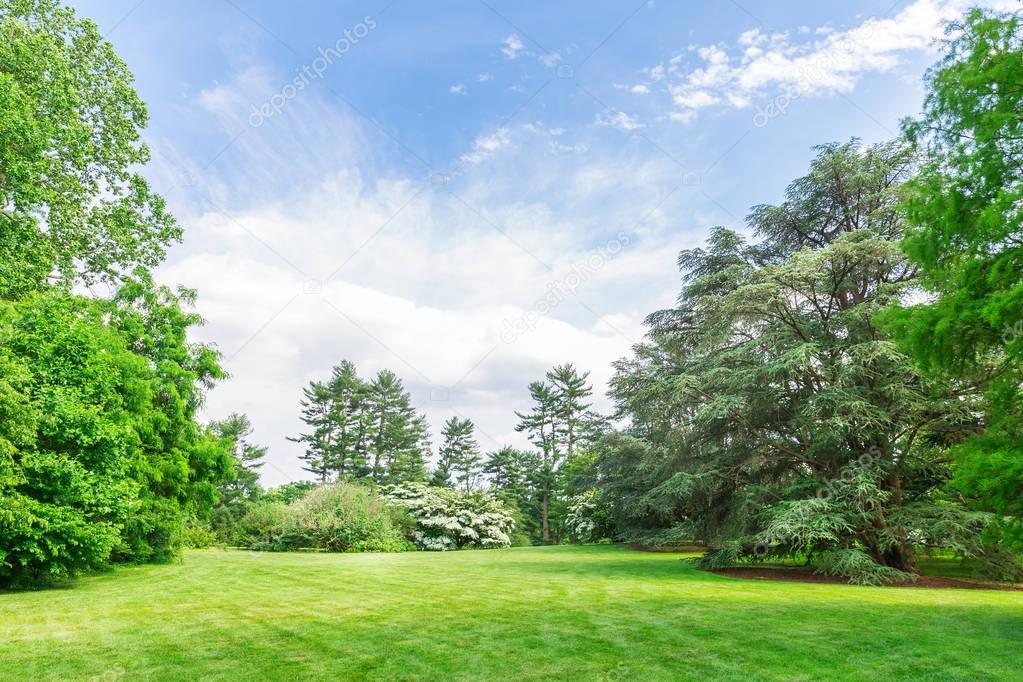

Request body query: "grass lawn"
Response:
[2, 545, 1021, 681]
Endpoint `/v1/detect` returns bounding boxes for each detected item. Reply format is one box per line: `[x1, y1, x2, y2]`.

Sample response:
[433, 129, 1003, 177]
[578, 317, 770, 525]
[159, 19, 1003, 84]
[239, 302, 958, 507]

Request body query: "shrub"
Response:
[241, 484, 412, 553]
[565, 489, 614, 543]
[236, 501, 290, 550]
[181, 517, 219, 549]
[383, 482, 515, 550]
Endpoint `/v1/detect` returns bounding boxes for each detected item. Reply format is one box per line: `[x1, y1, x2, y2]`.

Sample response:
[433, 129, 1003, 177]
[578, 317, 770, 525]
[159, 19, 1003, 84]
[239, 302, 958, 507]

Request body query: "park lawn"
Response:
[1, 546, 1021, 681]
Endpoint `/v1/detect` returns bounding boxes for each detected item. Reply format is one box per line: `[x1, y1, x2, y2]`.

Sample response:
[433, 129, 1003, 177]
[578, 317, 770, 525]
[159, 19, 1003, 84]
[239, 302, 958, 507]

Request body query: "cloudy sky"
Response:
[73, 0, 1012, 485]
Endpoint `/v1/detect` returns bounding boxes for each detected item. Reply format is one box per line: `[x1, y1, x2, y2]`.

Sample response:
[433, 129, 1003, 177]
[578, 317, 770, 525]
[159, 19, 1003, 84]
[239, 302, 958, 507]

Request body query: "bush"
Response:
[241, 484, 412, 553]
[565, 489, 614, 543]
[236, 501, 290, 550]
[383, 482, 515, 550]
[181, 517, 219, 549]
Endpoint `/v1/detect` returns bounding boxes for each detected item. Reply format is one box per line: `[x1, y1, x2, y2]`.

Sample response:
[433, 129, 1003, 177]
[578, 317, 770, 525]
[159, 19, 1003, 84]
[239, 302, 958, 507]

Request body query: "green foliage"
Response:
[882, 9, 1023, 546]
[607, 141, 1001, 582]
[0, 281, 232, 585]
[514, 364, 602, 543]
[244, 483, 411, 553]
[383, 482, 515, 550]
[290, 362, 429, 486]
[234, 500, 290, 549]
[263, 480, 315, 505]
[181, 516, 219, 550]
[815, 549, 915, 586]
[209, 414, 267, 544]
[433, 417, 483, 491]
[0, 0, 180, 292]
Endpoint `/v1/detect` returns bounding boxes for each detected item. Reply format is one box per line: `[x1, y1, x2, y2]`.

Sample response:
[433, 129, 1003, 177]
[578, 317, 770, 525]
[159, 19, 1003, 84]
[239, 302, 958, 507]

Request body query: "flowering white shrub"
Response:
[383, 482, 515, 550]
[565, 489, 612, 543]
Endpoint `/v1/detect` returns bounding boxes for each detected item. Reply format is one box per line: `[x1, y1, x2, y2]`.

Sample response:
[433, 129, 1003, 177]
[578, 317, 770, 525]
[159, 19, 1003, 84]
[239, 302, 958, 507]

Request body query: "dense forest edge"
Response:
[1, 1, 1021, 589]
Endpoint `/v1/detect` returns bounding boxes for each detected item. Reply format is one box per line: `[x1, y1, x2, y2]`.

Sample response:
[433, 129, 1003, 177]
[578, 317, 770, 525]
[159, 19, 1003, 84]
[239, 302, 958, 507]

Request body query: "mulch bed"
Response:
[710, 565, 1023, 591]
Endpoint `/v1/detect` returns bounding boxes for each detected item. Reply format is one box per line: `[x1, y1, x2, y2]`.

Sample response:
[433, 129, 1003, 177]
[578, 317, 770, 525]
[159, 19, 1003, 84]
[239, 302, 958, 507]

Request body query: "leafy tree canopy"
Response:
[882, 8, 1023, 545]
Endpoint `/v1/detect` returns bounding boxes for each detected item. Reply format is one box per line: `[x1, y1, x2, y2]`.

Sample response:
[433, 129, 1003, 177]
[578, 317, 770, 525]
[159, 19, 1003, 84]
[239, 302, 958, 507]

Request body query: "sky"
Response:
[70, 0, 1015, 486]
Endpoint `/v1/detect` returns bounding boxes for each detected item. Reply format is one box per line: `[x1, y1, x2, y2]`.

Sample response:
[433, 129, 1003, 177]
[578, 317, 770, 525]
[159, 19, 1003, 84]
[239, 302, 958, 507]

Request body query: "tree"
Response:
[212, 414, 267, 500]
[436, 417, 483, 492]
[483, 446, 529, 495]
[209, 414, 267, 543]
[515, 380, 562, 543]
[366, 370, 429, 485]
[289, 361, 371, 483]
[291, 364, 429, 487]
[547, 363, 599, 457]
[609, 141, 1014, 584]
[882, 9, 1023, 547]
[290, 379, 336, 483]
[0, 279, 234, 584]
[0, 0, 179, 295]
[513, 367, 603, 544]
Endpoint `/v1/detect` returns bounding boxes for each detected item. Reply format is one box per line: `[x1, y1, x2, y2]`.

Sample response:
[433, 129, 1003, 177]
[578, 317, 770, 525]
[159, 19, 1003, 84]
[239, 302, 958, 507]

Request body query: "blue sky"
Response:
[72, 0, 1008, 485]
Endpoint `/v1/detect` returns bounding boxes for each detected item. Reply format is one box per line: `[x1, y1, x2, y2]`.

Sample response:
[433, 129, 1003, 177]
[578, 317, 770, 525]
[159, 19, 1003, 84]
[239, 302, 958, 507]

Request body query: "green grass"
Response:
[2, 546, 1020, 681]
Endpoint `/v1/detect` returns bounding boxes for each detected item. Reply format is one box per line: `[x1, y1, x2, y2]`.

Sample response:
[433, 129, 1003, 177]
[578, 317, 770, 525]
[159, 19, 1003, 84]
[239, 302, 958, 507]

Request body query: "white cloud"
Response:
[539, 51, 563, 68]
[630, 84, 651, 94]
[449, 83, 467, 95]
[460, 127, 511, 164]
[501, 34, 525, 59]
[149, 27, 723, 487]
[596, 110, 643, 131]
[649, 0, 1009, 122]
[479, 72, 493, 81]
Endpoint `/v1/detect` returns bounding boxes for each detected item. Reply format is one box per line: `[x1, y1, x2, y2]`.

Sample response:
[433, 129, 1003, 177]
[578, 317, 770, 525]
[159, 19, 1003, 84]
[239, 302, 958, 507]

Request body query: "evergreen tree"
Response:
[209, 413, 267, 543]
[366, 370, 429, 485]
[326, 361, 371, 479]
[483, 446, 538, 539]
[212, 413, 267, 503]
[515, 381, 562, 543]
[438, 417, 483, 492]
[289, 379, 336, 483]
[606, 141, 1017, 583]
[483, 446, 529, 494]
[547, 363, 599, 457]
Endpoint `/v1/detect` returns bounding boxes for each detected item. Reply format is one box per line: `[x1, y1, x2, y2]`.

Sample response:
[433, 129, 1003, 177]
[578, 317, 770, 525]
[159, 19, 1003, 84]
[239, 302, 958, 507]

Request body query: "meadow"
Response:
[2, 546, 1021, 681]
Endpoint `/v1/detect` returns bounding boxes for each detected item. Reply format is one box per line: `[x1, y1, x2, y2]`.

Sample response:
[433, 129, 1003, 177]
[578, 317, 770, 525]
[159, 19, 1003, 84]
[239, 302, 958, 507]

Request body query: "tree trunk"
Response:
[542, 483, 551, 544]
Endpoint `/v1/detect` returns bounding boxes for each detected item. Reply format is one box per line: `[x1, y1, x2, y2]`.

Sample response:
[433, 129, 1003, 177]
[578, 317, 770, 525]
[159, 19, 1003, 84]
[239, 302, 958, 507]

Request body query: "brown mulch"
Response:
[710, 565, 1023, 591]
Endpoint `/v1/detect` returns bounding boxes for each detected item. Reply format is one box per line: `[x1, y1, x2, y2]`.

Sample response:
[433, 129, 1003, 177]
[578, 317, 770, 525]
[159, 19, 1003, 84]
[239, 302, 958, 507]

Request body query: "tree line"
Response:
[585, 9, 1023, 584]
[285, 361, 604, 545]
[2, 0, 1020, 586]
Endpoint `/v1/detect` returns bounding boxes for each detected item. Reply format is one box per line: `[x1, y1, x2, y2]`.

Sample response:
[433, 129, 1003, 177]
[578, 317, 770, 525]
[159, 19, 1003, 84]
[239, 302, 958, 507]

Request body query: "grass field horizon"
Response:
[3, 545, 1021, 681]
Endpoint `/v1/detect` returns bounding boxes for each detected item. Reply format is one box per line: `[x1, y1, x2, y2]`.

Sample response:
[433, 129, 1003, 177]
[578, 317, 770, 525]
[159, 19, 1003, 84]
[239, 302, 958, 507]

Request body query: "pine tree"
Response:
[483, 446, 528, 492]
[366, 370, 429, 485]
[211, 413, 267, 504]
[547, 363, 597, 458]
[289, 379, 336, 483]
[483, 446, 536, 535]
[325, 361, 370, 479]
[438, 417, 483, 492]
[515, 381, 562, 543]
